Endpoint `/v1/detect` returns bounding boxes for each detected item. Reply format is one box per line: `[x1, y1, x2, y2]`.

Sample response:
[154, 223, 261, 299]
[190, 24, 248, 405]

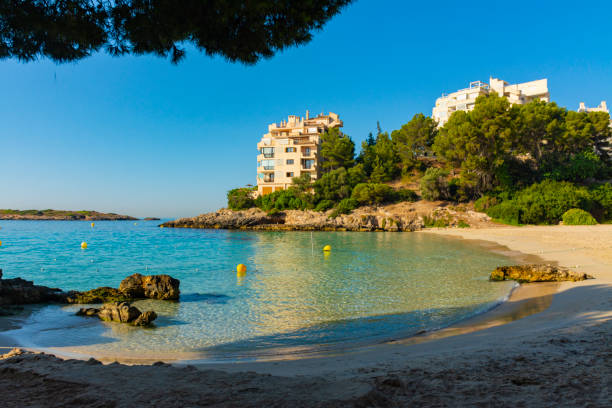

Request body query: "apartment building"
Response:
[256, 111, 343, 196]
[432, 77, 550, 126]
[578, 101, 608, 113]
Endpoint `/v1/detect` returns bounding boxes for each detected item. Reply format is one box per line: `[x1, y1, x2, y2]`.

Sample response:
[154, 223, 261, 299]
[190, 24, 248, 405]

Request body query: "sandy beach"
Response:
[2, 224, 612, 407]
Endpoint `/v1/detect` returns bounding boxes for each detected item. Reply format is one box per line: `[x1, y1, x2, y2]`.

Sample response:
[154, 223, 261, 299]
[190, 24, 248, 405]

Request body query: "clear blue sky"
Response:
[1, 0, 611, 218]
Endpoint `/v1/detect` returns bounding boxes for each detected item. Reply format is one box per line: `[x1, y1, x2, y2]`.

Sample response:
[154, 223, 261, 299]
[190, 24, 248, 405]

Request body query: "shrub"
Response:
[513, 180, 592, 224]
[589, 183, 612, 222]
[255, 189, 310, 212]
[457, 220, 470, 228]
[314, 200, 334, 212]
[486, 201, 521, 225]
[351, 183, 395, 205]
[227, 187, 256, 211]
[562, 209, 597, 225]
[420, 168, 450, 201]
[394, 188, 419, 202]
[267, 208, 281, 216]
[330, 198, 358, 218]
[474, 195, 499, 212]
[422, 215, 448, 228]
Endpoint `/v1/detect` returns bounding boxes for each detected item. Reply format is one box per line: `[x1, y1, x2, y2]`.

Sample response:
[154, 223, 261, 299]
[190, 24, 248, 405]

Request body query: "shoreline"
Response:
[0, 229, 560, 365]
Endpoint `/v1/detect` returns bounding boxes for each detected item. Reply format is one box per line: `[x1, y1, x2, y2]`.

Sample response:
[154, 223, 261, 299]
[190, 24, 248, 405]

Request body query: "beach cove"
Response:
[1, 224, 611, 406]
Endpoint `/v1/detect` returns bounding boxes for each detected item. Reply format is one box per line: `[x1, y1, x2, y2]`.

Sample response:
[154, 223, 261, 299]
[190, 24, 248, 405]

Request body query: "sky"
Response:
[1, 0, 611, 218]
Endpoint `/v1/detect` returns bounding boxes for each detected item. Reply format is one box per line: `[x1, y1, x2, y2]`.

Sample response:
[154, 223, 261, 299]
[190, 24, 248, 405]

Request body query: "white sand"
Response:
[2, 225, 611, 407]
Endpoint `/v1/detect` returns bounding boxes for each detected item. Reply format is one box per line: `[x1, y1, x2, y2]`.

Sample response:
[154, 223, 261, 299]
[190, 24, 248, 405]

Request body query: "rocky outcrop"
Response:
[490, 264, 594, 283]
[118, 274, 180, 300]
[161, 207, 426, 232]
[67, 274, 180, 304]
[77, 302, 157, 326]
[0, 269, 67, 306]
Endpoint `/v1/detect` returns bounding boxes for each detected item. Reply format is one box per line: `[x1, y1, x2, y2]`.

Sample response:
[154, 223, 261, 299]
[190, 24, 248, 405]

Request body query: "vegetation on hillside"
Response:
[228, 94, 611, 224]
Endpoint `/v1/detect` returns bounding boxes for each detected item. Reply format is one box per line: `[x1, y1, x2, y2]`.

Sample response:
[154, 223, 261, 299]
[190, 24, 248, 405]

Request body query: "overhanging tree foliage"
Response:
[0, 0, 353, 63]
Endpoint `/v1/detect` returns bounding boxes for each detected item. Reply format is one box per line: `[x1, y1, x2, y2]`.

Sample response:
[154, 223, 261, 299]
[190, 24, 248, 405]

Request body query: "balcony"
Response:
[263, 153, 274, 158]
[263, 166, 275, 170]
[292, 136, 315, 145]
[263, 175, 275, 183]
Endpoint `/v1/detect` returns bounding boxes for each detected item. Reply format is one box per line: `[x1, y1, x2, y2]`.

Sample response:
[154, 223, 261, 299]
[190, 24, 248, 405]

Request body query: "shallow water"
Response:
[0, 220, 515, 359]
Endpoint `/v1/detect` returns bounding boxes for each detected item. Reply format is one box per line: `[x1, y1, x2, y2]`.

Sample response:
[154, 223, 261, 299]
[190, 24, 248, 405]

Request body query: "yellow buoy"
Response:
[323, 245, 331, 252]
[91, 222, 95, 228]
[236, 264, 247, 277]
[81, 241, 88, 249]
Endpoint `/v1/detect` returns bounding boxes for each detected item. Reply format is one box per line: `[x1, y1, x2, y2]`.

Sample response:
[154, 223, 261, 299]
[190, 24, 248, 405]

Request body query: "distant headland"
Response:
[0, 209, 138, 221]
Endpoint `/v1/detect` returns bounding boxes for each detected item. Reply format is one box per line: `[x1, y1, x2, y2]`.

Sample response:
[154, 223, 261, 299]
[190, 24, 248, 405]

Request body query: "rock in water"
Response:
[77, 302, 157, 326]
[490, 264, 593, 283]
[119, 274, 180, 300]
[66, 287, 129, 304]
[0, 268, 67, 305]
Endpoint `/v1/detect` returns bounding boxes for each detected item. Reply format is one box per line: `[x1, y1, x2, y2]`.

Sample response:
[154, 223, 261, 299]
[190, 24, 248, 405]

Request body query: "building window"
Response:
[286, 172, 294, 178]
[285, 147, 296, 153]
[286, 159, 294, 165]
[303, 147, 311, 155]
[262, 159, 275, 170]
[302, 159, 315, 169]
[262, 147, 275, 158]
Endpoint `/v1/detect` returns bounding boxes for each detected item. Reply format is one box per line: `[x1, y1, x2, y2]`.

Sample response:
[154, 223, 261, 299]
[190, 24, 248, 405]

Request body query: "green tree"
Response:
[319, 128, 355, 172]
[391, 113, 437, 171]
[313, 164, 365, 203]
[0, 0, 353, 64]
[433, 93, 520, 195]
[368, 132, 400, 182]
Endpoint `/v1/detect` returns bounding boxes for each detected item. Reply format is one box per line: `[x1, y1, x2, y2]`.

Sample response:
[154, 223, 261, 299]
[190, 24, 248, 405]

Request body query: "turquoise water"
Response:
[0, 220, 515, 359]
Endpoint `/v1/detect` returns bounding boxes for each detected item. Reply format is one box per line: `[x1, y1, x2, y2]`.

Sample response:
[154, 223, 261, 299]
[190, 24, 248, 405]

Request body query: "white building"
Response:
[432, 77, 550, 126]
[578, 101, 608, 113]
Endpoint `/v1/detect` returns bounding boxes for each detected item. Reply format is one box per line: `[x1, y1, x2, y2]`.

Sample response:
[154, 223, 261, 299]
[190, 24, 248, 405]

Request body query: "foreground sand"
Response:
[1, 225, 611, 407]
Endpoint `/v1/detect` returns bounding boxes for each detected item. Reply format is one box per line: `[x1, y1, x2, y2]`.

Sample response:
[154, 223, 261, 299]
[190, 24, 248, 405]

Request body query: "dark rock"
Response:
[119, 274, 180, 300]
[0, 268, 67, 305]
[77, 302, 157, 327]
[490, 264, 594, 283]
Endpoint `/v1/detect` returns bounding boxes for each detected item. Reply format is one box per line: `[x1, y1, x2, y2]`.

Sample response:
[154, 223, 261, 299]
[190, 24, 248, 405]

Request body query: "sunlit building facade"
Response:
[256, 111, 343, 196]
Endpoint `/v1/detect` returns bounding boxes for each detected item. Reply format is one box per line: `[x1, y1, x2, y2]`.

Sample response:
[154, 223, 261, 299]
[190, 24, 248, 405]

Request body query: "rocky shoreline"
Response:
[161, 202, 494, 232]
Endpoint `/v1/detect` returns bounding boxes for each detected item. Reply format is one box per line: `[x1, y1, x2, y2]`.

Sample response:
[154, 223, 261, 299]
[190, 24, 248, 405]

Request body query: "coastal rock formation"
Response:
[490, 264, 593, 283]
[66, 274, 181, 304]
[77, 302, 157, 326]
[161, 207, 427, 232]
[0, 269, 67, 305]
[119, 274, 180, 300]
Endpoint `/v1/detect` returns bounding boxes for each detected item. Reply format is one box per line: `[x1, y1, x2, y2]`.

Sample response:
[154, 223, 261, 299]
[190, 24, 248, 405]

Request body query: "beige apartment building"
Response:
[578, 101, 608, 113]
[256, 111, 343, 196]
[432, 77, 550, 126]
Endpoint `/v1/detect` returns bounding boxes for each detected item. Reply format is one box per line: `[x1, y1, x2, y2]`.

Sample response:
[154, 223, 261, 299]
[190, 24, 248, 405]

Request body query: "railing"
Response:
[263, 166, 275, 170]
[263, 153, 274, 158]
[292, 137, 314, 145]
[263, 175, 274, 182]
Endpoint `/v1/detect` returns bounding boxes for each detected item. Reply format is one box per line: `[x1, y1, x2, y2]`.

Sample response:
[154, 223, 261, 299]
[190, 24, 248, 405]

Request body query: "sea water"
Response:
[0, 220, 515, 359]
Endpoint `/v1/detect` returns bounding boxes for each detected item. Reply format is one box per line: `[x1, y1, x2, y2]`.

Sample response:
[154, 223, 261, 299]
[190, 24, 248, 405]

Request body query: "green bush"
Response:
[420, 168, 450, 201]
[394, 188, 419, 202]
[255, 189, 310, 212]
[513, 180, 592, 224]
[589, 183, 612, 222]
[314, 200, 334, 212]
[457, 220, 470, 228]
[542, 151, 604, 182]
[474, 195, 499, 212]
[486, 201, 521, 225]
[330, 198, 359, 218]
[227, 187, 256, 210]
[351, 183, 396, 205]
[562, 209, 597, 225]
